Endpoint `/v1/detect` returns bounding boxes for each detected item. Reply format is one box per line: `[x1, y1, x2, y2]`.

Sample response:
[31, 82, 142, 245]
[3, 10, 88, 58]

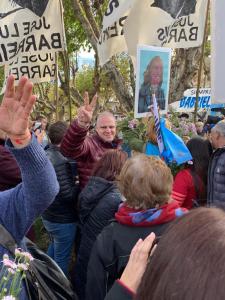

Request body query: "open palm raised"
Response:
[0, 75, 36, 138]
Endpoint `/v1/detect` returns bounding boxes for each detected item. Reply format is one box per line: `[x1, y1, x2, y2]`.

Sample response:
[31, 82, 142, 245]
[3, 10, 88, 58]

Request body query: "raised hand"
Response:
[77, 92, 97, 127]
[0, 75, 36, 146]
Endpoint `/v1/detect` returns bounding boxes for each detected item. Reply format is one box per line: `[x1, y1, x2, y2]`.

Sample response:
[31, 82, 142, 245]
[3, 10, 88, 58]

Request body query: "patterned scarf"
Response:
[115, 201, 188, 227]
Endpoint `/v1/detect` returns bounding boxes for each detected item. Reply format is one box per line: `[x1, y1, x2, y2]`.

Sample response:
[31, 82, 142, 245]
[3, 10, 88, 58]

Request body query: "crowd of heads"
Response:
[26, 107, 225, 299]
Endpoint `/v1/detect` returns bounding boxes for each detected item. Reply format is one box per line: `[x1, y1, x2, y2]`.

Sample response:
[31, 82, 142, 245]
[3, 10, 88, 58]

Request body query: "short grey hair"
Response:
[96, 111, 116, 127]
[212, 120, 225, 137]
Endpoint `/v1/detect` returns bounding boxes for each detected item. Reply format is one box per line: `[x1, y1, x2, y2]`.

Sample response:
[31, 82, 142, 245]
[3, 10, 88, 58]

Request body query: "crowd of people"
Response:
[1, 75, 225, 299]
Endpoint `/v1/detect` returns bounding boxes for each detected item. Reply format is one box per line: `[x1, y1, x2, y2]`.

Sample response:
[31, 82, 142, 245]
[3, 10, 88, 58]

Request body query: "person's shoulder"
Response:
[96, 221, 119, 247]
[175, 168, 190, 177]
[93, 221, 118, 262]
[174, 168, 193, 186]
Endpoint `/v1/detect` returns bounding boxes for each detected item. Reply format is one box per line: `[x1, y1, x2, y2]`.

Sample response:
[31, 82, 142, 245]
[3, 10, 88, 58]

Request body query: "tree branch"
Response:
[81, 0, 100, 39]
[72, 0, 98, 51]
[104, 61, 133, 111]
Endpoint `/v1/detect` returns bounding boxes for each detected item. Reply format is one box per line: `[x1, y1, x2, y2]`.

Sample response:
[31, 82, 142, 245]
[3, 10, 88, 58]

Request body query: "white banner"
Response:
[170, 88, 211, 112]
[97, 0, 134, 65]
[211, 0, 225, 104]
[0, 0, 66, 66]
[124, 0, 208, 58]
[5, 52, 56, 84]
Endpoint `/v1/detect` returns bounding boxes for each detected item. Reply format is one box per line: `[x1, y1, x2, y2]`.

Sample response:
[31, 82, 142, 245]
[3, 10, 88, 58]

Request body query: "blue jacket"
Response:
[0, 135, 59, 299]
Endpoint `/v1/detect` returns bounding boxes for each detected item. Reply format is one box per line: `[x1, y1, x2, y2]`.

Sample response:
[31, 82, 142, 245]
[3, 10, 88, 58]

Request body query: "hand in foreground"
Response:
[77, 92, 97, 127]
[120, 232, 156, 293]
[0, 75, 36, 147]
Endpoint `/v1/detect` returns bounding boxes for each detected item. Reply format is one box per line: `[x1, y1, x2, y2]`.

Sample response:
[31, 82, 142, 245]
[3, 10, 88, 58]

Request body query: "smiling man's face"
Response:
[96, 116, 116, 143]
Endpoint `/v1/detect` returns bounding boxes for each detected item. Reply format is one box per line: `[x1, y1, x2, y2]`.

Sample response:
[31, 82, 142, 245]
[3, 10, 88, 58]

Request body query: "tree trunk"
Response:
[169, 47, 201, 103]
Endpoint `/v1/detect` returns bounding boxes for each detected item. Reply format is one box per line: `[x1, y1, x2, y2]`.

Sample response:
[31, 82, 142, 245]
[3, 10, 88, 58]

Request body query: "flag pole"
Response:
[194, 0, 210, 123]
[55, 52, 59, 121]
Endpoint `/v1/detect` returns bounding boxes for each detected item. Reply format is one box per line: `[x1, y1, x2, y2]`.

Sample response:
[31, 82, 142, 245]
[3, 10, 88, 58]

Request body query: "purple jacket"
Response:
[61, 119, 120, 189]
[0, 145, 21, 191]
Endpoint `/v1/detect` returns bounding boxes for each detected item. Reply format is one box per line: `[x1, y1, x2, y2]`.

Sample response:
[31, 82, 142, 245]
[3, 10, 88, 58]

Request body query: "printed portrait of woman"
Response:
[138, 56, 166, 113]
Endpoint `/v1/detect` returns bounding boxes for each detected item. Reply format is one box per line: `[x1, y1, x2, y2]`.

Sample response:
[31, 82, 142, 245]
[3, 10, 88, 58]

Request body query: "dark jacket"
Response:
[104, 280, 133, 300]
[208, 147, 225, 205]
[42, 144, 79, 223]
[138, 84, 165, 113]
[74, 177, 122, 299]
[0, 144, 21, 191]
[60, 119, 120, 188]
[86, 221, 169, 300]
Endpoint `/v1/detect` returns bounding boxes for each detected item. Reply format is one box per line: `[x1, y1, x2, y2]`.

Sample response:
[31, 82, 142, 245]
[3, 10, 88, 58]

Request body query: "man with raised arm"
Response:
[0, 75, 59, 299]
[61, 92, 121, 189]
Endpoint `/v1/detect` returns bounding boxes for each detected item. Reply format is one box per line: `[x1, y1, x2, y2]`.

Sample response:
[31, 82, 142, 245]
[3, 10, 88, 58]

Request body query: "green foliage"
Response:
[168, 108, 197, 139]
[62, 0, 89, 53]
[75, 66, 95, 94]
[117, 113, 148, 152]
[111, 54, 133, 89]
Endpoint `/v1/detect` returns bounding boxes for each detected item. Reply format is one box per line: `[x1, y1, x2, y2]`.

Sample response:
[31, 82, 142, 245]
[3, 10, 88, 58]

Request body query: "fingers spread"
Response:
[90, 94, 97, 109]
[4, 75, 15, 98]
[83, 91, 89, 107]
[15, 77, 28, 102]
[20, 81, 33, 108]
[24, 95, 36, 115]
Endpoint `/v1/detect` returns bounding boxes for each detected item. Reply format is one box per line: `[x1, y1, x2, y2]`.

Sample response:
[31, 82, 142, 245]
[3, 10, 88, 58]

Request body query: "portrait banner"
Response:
[211, 0, 225, 104]
[124, 0, 208, 58]
[97, 0, 135, 66]
[134, 45, 172, 118]
[0, 0, 66, 66]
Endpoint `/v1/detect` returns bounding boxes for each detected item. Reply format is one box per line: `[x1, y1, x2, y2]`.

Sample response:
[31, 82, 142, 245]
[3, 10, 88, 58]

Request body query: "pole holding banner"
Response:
[152, 94, 164, 154]
[55, 52, 59, 121]
[194, 0, 210, 123]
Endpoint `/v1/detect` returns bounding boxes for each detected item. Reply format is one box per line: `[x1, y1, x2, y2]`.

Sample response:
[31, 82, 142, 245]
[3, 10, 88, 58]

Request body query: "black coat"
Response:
[74, 177, 122, 300]
[42, 145, 79, 223]
[208, 147, 225, 205]
[85, 221, 169, 300]
[104, 281, 133, 300]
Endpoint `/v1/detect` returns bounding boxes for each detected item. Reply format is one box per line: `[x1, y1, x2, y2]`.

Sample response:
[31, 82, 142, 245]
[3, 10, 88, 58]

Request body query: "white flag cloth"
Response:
[124, 0, 208, 58]
[98, 0, 208, 66]
[0, 0, 66, 66]
[0, 0, 65, 88]
[4, 52, 56, 88]
[97, 0, 134, 66]
[211, 0, 225, 104]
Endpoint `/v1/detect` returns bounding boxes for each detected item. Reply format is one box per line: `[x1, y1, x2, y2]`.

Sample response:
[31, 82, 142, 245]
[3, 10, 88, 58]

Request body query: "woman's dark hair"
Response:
[92, 150, 128, 181]
[136, 207, 225, 300]
[186, 137, 212, 204]
[48, 121, 68, 145]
